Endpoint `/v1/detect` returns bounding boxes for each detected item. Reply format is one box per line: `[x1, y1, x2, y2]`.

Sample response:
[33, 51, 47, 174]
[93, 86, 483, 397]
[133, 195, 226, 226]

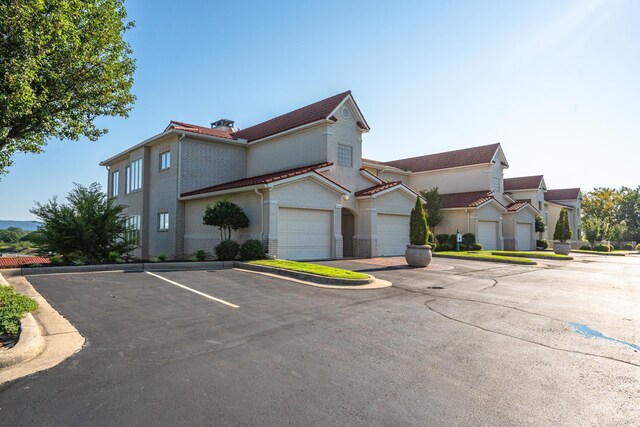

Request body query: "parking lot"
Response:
[0, 253, 638, 426]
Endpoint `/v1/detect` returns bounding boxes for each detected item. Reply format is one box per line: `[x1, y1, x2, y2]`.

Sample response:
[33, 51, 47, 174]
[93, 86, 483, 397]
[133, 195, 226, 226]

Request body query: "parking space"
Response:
[0, 255, 638, 426]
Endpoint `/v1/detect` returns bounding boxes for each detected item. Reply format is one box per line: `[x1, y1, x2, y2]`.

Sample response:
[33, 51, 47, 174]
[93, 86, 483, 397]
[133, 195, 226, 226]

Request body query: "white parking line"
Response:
[144, 271, 239, 308]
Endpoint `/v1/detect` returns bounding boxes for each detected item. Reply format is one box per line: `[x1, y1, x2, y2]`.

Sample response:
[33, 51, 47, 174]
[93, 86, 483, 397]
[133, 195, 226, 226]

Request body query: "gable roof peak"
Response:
[383, 143, 502, 173]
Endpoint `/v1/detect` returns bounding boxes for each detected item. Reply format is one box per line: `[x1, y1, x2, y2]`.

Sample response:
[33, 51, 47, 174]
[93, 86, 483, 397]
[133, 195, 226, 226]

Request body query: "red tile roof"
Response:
[232, 91, 352, 142]
[381, 143, 501, 173]
[354, 181, 402, 197]
[167, 121, 235, 139]
[0, 256, 51, 269]
[504, 175, 544, 191]
[441, 191, 495, 209]
[506, 201, 532, 212]
[181, 162, 347, 197]
[545, 188, 581, 201]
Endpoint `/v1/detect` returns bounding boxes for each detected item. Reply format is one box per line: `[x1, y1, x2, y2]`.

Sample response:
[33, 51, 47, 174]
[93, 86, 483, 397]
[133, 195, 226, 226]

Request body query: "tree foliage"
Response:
[617, 186, 640, 241]
[581, 188, 623, 225]
[553, 208, 572, 242]
[419, 187, 443, 233]
[409, 196, 429, 245]
[582, 216, 609, 247]
[203, 199, 249, 241]
[30, 183, 135, 263]
[534, 215, 546, 233]
[0, 0, 136, 174]
[0, 227, 28, 243]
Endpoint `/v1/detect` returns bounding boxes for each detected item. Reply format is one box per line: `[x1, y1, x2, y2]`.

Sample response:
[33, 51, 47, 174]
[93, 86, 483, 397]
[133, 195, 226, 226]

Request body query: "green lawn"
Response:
[571, 250, 628, 256]
[433, 251, 537, 265]
[490, 251, 572, 260]
[248, 260, 369, 280]
[0, 285, 39, 337]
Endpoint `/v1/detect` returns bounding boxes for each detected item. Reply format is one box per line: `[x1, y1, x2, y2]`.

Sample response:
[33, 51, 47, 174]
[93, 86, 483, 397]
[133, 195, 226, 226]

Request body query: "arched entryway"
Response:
[341, 209, 355, 257]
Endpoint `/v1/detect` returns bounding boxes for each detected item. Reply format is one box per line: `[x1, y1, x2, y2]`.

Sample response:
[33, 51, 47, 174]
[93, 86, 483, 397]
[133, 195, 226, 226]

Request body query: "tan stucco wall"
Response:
[407, 165, 492, 194]
[503, 209, 536, 250]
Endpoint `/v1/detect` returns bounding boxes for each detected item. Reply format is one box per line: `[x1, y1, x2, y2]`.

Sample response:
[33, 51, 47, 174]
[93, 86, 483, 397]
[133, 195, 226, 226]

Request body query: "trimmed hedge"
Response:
[437, 243, 453, 252]
[622, 244, 633, 250]
[240, 239, 266, 261]
[436, 234, 449, 245]
[462, 233, 476, 246]
[579, 245, 592, 250]
[594, 244, 611, 253]
[471, 243, 483, 251]
[215, 240, 240, 260]
[536, 239, 549, 250]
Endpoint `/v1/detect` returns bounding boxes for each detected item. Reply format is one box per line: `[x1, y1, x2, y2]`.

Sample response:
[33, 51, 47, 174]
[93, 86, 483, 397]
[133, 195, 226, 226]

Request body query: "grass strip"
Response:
[248, 260, 369, 280]
[0, 285, 39, 337]
[571, 250, 627, 256]
[490, 251, 572, 260]
[433, 251, 536, 265]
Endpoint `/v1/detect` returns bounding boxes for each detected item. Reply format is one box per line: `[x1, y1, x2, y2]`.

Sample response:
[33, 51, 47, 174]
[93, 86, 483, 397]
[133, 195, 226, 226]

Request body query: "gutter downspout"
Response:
[254, 188, 264, 242]
[177, 133, 186, 195]
[466, 209, 470, 233]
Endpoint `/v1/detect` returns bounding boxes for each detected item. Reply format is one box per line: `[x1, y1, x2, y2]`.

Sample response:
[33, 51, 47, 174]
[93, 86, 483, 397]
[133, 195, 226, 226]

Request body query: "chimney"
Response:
[211, 119, 235, 132]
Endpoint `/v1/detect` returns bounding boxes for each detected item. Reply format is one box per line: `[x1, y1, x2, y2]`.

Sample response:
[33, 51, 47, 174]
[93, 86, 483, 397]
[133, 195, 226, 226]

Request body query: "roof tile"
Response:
[354, 181, 402, 197]
[504, 175, 544, 191]
[0, 256, 51, 269]
[380, 143, 501, 172]
[441, 191, 495, 209]
[168, 121, 235, 139]
[545, 188, 581, 201]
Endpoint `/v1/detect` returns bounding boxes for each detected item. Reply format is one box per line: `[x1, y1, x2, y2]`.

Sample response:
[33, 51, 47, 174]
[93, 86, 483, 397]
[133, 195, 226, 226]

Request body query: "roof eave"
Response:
[245, 119, 333, 145]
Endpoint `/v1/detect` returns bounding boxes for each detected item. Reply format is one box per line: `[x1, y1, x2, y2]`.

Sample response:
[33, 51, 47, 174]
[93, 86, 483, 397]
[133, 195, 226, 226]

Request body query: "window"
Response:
[126, 158, 142, 193]
[160, 151, 170, 171]
[111, 171, 119, 197]
[491, 177, 501, 193]
[158, 213, 169, 231]
[337, 143, 353, 167]
[126, 215, 141, 244]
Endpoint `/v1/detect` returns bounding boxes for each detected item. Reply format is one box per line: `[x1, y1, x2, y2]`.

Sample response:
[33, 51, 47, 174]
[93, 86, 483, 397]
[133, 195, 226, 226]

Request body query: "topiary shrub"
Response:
[462, 233, 476, 247]
[215, 240, 240, 261]
[438, 243, 453, 251]
[459, 243, 467, 251]
[240, 239, 266, 261]
[436, 234, 449, 246]
[536, 239, 549, 250]
[409, 196, 429, 245]
[447, 234, 457, 246]
[622, 244, 633, 250]
[471, 243, 483, 251]
[553, 208, 572, 242]
[636, 243, 640, 251]
[594, 244, 610, 252]
[194, 249, 207, 261]
[579, 245, 592, 250]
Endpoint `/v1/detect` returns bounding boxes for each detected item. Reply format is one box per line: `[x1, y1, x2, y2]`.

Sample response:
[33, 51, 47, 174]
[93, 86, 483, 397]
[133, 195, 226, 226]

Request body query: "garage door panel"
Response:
[516, 223, 533, 251]
[278, 208, 331, 260]
[478, 221, 499, 250]
[377, 214, 409, 256]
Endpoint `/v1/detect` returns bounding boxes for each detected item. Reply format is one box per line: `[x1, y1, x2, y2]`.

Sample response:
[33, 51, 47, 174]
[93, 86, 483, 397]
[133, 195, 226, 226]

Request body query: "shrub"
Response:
[108, 251, 123, 264]
[611, 244, 619, 251]
[194, 249, 207, 261]
[579, 245, 592, 250]
[553, 208, 572, 242]
[203, 199, 249, 241]
[409, 196, 428, 245]
[622, 244, 633, 250]
[215, 240, 240, 261]
[156, 253, 167, 262]
[49, 255, 63, 265]
[594, 244, 611, 252]
[536, 239, 549, 250]
[436, 234, 449, 245]
[637, 243, 640, 251]
[438, 243, 453, 251]
[462, 233, 476, 247]
[240, 240, 266, 261]
[447, 234, 457, 246]
[471, 243, 483, 251]
[0, 286, 39, 337]
[459, 243, 467, 251]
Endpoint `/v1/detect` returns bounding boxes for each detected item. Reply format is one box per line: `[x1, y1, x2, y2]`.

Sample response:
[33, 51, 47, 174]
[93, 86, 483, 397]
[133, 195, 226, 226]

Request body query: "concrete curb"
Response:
[432, 254, 537, 266]
[1, 261, 235, 276]
[0, 313, 45, 368]
[234, 268, 392, 290]
[0, 273, 85, 385]
[235, 262, 374, 286]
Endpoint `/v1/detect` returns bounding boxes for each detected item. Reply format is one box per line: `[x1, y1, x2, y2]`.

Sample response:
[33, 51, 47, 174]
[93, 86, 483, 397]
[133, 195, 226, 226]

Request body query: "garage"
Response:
[377, 214, 409, 256]
[516, 223, 533, 251]
[278, 208, 332, 260]
[478, 221, 499, 250]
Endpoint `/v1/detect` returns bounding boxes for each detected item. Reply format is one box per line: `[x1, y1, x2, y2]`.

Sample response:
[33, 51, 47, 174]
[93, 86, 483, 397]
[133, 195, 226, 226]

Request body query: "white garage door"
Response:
[478, 221, 499, 250]
[278, 208, 331, 260]
[377, 214, 409, 256]
[516, 223, 533, 251]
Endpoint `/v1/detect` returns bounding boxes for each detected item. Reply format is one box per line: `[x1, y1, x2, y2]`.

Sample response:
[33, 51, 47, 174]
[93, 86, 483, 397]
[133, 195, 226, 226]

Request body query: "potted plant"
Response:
[553, 208, 572, 255]
[405, 196, 432, 267]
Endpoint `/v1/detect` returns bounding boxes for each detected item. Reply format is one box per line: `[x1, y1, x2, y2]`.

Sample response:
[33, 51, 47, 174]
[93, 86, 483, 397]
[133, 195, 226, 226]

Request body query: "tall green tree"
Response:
[409, 196, 429, 245]
[582, 217, 609, 247]
[0, 0, 136, 174]
[553, 208, 572, 242]
[617, 186, 640, 241]
[30, 183, 136, 263]
[419, 187, 443, 233]
[581, 188, 623, 226]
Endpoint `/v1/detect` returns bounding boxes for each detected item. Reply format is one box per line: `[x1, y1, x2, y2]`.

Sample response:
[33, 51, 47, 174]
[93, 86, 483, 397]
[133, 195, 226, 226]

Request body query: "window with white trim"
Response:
[126, 158, 142, 193]
[111, 171, 119, 197]
[160, 151, 170, 171]
[126, 215, 141, 244]
[337, 143, 353, 167]
[158, 212, 169, 231]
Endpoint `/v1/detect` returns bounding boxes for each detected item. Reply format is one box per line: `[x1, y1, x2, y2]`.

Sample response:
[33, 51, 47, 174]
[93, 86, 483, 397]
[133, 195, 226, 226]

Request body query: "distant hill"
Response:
[0, 220, 43, 231]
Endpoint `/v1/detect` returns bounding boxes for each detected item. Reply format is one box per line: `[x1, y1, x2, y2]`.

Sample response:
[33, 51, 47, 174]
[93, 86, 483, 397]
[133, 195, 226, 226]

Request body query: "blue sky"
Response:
[1, 0, 638, 220]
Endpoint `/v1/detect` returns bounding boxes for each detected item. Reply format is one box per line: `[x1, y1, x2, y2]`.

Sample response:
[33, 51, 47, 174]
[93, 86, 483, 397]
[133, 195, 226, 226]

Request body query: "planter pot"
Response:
[405, 244, 433, 267]
[553, 241, 571, 255]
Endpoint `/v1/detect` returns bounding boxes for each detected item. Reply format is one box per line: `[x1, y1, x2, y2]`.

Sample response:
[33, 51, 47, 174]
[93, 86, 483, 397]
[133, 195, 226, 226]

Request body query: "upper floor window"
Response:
[158, 212, 169, 231]
[111, 171, 119, 197]
[491, 177, 501, 193]
[126, 215, 141, 244]
[126, 158, 142, 193]
[160, 151, 171, 171]
[337, 143, 353, 167]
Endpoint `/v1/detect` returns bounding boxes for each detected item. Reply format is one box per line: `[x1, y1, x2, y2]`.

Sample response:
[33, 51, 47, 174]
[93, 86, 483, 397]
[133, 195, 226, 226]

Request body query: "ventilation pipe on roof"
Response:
[211, 119, 235, 132]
